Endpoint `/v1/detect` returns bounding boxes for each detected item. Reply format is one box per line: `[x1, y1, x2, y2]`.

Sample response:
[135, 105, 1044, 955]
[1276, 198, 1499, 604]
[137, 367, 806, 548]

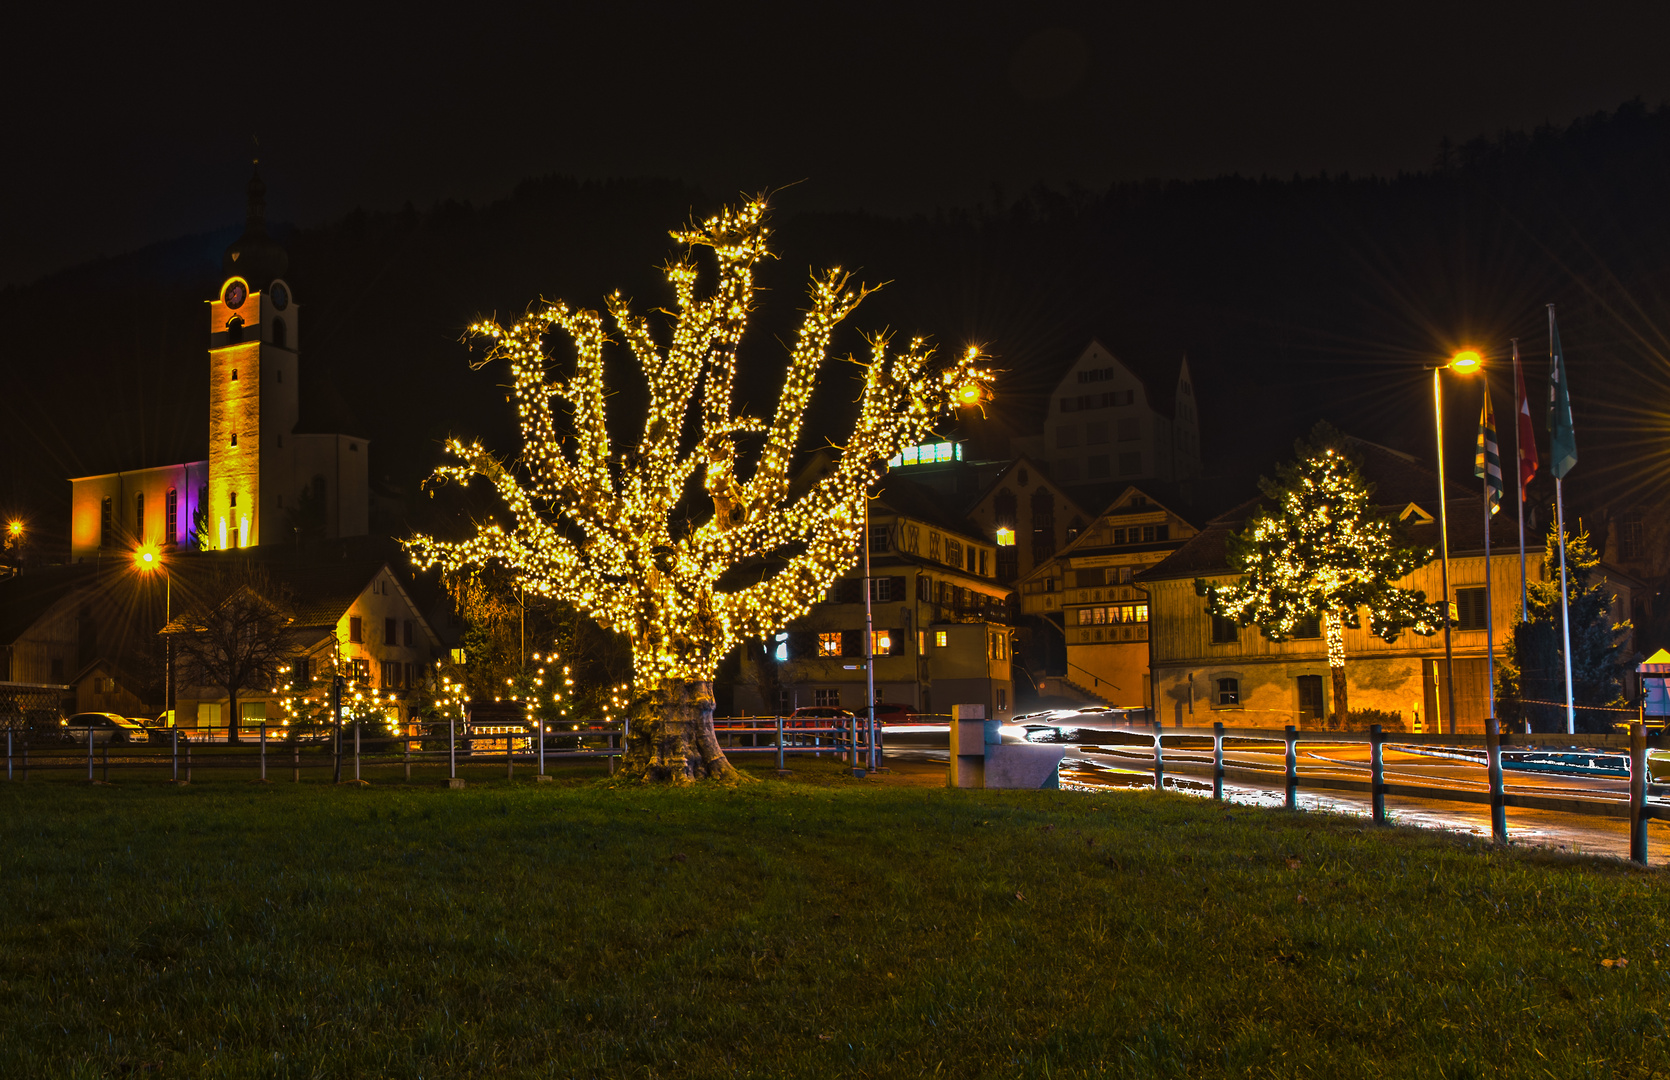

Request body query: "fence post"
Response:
[405, 725, 412, 782]
[185, 735, 192, 784]
[6, 729, 10, 782]
[87, 727, 94, 782]
[776, 714, 787, 774]
[1152, 720, 1164, 792]
[538, 717, 545, 777]
[1630, 722, 1648, 867]
[21, 732, 27, 781]
[172, 728, 179, 783]
[354, 722, 361, 782]
[1284, 725, 1298, 810]
[260, 723, 267, 782]
[1212, 721, 1224, 800]
[102, 738, 109, 783]
[293, 738, 299, 783]
[1486, 717, 1506, 843]
[1370, 724, 1385, 825]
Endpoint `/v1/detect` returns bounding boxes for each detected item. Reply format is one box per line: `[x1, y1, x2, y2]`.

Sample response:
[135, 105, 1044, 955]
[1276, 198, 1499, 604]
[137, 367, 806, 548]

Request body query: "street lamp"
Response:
[1426, 350, 1484, 735]
[133, 545, 173, 726]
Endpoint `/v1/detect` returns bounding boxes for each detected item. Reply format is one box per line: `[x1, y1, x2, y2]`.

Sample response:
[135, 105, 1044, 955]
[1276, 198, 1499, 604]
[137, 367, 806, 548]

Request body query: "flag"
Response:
[1476, 388, 1503, 514]
[1512, 342, 1538, 497]
[1547, 307, 1577, 479]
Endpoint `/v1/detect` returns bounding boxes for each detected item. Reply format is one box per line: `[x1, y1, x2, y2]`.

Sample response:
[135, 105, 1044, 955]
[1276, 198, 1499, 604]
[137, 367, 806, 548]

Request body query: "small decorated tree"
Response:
[1197, 424, 1443, 728]
[1496, 522, 1631, 733]
[409, 198, 988, 783]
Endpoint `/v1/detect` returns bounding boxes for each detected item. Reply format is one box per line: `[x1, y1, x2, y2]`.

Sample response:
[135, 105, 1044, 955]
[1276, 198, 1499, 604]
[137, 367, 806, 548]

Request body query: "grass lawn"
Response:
[2, 758, 1669, 1077]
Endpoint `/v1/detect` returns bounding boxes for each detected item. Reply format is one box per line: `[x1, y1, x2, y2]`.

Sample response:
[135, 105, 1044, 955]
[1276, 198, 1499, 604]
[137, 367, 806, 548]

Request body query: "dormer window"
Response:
[230, 369, 238, 381]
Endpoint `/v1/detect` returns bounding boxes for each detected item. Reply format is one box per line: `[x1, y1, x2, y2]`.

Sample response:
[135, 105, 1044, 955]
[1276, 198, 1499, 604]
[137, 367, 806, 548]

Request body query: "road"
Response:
[886, 724, 1670, 866]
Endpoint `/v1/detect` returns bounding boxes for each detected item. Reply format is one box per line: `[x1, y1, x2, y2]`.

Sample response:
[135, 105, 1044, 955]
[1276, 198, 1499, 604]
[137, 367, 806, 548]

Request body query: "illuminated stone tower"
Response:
[207, 165, 296, 549]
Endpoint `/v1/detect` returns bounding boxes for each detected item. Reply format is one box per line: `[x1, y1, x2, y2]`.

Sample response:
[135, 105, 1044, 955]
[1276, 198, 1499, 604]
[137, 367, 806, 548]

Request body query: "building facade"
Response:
[1018, 487, 1198, 706]
[963, 456, 1089, 584]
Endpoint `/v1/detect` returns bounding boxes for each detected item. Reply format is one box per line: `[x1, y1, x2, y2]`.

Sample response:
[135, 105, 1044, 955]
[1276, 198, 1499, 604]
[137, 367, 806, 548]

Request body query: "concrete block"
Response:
[984, 744, 1067, 789]
[448, 778, 467, 790]
[535, 774, 553, 783]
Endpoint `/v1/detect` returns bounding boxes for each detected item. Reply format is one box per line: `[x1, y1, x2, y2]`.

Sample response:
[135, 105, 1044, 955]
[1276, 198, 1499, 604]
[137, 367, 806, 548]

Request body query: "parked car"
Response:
[870, 702, 920, 726]
[60, 713, 150, 745]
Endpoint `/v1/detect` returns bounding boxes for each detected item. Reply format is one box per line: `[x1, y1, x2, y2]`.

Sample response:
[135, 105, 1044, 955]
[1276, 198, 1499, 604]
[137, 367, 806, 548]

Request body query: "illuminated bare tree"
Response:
[410, 198, 988, 782]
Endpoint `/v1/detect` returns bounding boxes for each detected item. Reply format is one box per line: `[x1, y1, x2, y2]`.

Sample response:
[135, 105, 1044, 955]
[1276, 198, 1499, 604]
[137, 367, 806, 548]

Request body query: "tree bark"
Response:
[1323, 611, 1348, 730]
[227, 686, 241, 744]
[621, 678, 743, 783]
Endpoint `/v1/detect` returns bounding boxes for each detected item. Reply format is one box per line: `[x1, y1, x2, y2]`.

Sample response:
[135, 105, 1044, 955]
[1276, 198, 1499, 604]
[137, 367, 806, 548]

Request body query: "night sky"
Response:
[8, 1, 1670, 288]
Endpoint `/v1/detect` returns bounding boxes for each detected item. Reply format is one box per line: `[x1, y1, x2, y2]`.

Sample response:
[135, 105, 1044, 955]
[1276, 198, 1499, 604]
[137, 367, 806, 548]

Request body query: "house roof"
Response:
[0, 564, 97, 646]
[1051, 339, 1188, 419]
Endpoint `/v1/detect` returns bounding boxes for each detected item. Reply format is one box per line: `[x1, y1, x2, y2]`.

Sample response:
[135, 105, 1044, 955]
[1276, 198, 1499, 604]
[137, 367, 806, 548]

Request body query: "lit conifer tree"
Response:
[409, 198, 989, 782]
[1197, 424, 1443, 728]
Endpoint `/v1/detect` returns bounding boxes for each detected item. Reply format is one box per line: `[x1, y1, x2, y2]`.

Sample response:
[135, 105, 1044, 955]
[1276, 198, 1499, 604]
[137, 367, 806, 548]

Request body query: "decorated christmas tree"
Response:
[409, 198, 988, 782]
[1197, 424, 1443, 728]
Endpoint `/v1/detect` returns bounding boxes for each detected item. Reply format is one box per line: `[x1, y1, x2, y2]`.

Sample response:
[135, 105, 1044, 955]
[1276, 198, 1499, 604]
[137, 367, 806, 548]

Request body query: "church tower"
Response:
[207, 165, 298, 549]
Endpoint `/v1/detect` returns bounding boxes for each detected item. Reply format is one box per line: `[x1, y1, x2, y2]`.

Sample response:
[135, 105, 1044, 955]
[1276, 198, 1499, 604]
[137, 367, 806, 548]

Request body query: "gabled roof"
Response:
[0, 564, 95, 645]
[1050, 339, 1189, 419]
[964, 453, 1090, 521]
[1021, 484, 1196, 581]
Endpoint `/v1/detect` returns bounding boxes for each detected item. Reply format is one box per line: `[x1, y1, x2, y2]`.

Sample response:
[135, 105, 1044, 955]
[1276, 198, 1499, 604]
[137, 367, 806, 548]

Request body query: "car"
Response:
[60, 712, 150, 745]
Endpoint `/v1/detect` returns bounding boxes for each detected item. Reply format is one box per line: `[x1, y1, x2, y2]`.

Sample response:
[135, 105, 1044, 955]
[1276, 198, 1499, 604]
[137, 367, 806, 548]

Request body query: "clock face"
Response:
[223, 280, 247, 310]
[269, 281, 290, 311]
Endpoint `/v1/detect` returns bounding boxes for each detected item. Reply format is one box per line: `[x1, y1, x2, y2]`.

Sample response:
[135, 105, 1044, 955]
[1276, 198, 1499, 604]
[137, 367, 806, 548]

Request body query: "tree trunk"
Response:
[621, 678, 743, 783]
[1323, 610, 1348, 730]
[227, 686, 241, 744]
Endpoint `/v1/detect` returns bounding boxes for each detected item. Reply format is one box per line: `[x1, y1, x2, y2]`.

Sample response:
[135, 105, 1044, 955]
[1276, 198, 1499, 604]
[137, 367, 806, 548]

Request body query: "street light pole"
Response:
[1429, 350, 1483, 737]
[1433, 365, 1457, 736]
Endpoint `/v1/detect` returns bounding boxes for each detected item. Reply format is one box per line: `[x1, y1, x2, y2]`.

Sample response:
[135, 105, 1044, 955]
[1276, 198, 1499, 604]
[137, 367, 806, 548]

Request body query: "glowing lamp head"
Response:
[6, 520, 21, 538]
[955, 383, 984, 407]
[133, 545, 160, 571]
[1449, 349, 1483, 373]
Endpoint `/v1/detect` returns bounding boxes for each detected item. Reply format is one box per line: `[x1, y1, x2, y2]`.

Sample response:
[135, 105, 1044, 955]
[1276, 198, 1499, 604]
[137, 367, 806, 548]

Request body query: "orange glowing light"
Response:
[6, 520, 21, 537]
[133, 545, 160, 570]
[1449, 349, 1483, 373]
[956, 383, 984, 406]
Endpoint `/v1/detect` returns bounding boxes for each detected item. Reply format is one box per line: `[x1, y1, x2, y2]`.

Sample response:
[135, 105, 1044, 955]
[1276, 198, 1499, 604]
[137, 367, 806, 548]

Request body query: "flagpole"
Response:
[1550, 304, 1576, 736]
[1481, 398, 1506, 843]
[1512, 339, 1528, 620]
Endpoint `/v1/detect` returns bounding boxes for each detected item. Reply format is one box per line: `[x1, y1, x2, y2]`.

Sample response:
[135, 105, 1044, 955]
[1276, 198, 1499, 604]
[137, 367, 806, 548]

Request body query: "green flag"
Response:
[1547, 307, 1577, 479]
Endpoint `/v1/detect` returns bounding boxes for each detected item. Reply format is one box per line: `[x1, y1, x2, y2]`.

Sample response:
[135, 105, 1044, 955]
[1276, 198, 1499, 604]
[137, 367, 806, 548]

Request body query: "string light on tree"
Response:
[409, 197, 990, 782]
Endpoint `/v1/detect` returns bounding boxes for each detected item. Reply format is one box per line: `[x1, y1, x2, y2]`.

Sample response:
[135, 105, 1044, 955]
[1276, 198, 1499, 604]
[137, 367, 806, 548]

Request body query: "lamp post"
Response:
[134, 546, 173, 726]
[1426, 349, 1482, 735]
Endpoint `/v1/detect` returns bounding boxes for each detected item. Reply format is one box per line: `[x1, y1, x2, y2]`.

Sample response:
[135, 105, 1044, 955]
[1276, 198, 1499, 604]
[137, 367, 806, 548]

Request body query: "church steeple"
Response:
[222, 159, 288, 286]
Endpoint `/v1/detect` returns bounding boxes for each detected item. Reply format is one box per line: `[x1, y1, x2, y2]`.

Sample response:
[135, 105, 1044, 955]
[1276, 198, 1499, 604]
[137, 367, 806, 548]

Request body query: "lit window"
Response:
[871, 630, 891, 655]
[817, 633, 841, 657]
[935, 631, 949, 648]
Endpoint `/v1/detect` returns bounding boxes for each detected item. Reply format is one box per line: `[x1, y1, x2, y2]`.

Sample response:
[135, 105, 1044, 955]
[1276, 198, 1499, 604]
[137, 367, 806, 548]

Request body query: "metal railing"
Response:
[1086, 721, 1667, 866]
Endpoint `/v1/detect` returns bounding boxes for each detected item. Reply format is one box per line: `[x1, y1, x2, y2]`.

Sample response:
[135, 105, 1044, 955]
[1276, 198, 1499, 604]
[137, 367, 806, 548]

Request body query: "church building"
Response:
[67, 169, 368, 560]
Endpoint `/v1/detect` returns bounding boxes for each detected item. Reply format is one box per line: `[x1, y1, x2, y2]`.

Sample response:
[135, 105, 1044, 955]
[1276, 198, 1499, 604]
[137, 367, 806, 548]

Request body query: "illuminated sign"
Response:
[888, 441, 962, 467]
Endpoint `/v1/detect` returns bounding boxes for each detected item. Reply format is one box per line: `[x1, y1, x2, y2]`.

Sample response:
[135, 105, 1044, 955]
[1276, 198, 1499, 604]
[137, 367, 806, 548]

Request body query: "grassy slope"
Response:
[1, 761, 1668, 1078]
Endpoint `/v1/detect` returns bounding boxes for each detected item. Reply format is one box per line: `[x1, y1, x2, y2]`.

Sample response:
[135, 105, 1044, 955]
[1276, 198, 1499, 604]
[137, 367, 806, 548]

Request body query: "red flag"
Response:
[1513, 341, 1538, 496]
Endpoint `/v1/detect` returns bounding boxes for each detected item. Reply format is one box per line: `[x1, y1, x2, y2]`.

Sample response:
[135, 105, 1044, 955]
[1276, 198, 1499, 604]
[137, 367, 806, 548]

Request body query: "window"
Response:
[230, 492, 237, 508]
[1055, 458, 1080, 483]
[978, 550, 987, 576]
[1075, 568, 1107, 588]
[934, 630, 949, 647]
[871, 630, 892, 655]
[929, 532, 941, 561]
[1085, 421, 1109, 444]
[1217, 677, 1240, 705]
[991, 633, 1007, 660]
[772, 632, 789, 662]
[1622, 518, 1645, 560]
[272, 318, 287, 349]
[815, 689, 841, 708]
[165, 488, 178, 544]
[817, 633, 842, 657]
[404, 620, 415, 646]
[917, 630, 926, 655]
[775, 689, 792, 714]
[1211, 614, 1238, 644]
[996, 687, 1008, 710]
[867, 524, 890, 553]
[945, 539, 963, 568]
[292, 658, 311, 690]
[134, 492, 145, 540]
[100, 497, 112, 547]
[917, 576, 932, 602]
[1117, 452, 1142, 476]
[230, 368, 238, 381]
[381, 661, 402, 688]
[1455, 587, 1488, 631]
[349, 617, 363, 644]
[385, 617, 398, 644]
[1294, 615, 1322, 638]
[1117, 418, 1141, 442]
